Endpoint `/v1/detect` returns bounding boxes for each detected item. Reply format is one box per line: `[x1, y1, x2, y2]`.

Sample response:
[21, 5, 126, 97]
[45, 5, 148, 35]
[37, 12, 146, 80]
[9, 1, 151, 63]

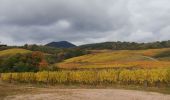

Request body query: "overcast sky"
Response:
[0, 0, 170, 45]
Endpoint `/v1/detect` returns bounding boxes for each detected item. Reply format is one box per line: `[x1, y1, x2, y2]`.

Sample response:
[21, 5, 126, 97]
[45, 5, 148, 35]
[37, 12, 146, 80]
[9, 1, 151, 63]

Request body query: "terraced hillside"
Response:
[0, 48, 31, 57]
[57, 48, 170, 69]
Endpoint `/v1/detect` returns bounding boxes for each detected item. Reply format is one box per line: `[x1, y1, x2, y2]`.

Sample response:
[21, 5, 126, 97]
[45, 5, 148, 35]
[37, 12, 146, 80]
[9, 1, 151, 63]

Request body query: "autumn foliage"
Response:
[1, 68, 170, 86]
[0, 51, 49, 72]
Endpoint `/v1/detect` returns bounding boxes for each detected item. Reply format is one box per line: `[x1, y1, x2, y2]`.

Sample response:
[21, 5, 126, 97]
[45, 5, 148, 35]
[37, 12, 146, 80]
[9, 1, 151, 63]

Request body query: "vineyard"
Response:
[1, 68, 170, 86]
[1, 48, 170, 87]
[57, 48, 170, 69]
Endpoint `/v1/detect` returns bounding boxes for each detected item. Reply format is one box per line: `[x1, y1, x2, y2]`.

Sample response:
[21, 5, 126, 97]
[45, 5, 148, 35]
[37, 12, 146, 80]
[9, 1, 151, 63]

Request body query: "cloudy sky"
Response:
[0, 0, 170, 45]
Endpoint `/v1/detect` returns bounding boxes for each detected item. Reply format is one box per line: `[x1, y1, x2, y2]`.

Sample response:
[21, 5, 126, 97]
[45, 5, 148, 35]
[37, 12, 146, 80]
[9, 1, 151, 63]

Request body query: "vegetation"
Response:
[22, 44, 89, 61]
[154, 50, 170, 58]
[1, 68, 170, 87]
[80, 40, 170, 50]
[1, 42, 170, 90]
[22, 44, 62, 55]
[0, 47, 89, 72]
[0, 51, 54, 72]
[0, 48, 31, 57]
[58, 48, 170, 69]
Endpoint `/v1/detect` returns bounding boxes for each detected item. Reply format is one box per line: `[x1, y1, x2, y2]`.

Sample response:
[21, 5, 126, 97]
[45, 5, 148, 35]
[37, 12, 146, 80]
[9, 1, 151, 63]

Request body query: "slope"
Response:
[0, 48, 32, 57]
[57, 48, 170, 69]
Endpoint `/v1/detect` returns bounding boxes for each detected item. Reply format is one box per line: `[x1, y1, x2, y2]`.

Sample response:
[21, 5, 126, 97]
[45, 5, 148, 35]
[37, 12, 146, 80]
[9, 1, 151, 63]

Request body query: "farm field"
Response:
[57, 48, 170, 69]
[1, 68, 170, 86]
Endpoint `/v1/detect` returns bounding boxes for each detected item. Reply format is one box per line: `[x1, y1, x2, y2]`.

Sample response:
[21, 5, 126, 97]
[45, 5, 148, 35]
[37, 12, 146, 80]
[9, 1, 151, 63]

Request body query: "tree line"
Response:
[79, 40, 170, 50]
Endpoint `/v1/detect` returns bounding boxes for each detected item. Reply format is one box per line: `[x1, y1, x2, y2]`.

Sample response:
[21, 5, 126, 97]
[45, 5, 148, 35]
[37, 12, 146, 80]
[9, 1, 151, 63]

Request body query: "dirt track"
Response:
[5, 89, 170, 100]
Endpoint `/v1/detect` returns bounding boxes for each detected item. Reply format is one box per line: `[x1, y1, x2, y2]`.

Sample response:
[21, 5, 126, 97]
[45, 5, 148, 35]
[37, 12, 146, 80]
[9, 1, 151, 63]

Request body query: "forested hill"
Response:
[46, 41, 76, 48]
[79, 40, 170, 50]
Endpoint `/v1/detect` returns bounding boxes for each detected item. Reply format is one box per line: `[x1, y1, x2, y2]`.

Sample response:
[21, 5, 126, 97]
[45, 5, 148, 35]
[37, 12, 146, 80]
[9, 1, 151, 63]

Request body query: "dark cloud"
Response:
[0, 0, 170, 45]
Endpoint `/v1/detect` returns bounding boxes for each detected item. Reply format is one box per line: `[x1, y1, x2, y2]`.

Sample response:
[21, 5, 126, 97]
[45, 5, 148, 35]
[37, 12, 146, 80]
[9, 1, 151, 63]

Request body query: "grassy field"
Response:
[0, 48, 31, 57]
[57, 48, 170, 69]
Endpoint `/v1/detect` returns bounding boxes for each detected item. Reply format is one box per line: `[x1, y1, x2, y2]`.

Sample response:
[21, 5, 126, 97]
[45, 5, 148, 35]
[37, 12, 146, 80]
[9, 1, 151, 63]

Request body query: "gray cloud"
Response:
[0, 0, 170, 45]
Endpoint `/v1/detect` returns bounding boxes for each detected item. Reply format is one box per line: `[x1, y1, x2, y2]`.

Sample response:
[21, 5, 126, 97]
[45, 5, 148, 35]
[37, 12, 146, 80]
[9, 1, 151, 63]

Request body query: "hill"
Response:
[0, 48, 31, 57]
[46, 41, 76, 48]
[79, 40, 170, 50]
[57, 48, 170, 69]
[22, 44, 62, 55]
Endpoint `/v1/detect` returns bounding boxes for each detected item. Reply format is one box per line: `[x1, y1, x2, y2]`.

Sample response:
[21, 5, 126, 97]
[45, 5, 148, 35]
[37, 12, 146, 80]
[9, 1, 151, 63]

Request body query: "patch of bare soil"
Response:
[5, 89, 170, 100]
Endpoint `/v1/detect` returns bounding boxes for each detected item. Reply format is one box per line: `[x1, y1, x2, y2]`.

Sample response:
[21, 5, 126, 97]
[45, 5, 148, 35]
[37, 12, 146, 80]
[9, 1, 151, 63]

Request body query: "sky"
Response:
[0, 0, 170, 46]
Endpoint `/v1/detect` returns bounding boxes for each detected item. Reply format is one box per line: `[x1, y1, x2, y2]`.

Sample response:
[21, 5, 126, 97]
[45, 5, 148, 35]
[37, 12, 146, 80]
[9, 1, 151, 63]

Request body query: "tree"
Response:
[0, 52, 47, 72]
[31, 51, 44, 67]
[39, 59, 49, 70]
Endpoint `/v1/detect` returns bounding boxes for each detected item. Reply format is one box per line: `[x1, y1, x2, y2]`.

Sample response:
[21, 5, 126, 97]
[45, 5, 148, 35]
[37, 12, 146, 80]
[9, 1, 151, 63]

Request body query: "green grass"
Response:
[0, 48, 31, 57]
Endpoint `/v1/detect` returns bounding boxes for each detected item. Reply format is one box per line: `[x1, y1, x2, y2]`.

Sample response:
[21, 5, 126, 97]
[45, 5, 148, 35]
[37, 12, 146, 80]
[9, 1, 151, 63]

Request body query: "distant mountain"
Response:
[46, 41, 76, 48]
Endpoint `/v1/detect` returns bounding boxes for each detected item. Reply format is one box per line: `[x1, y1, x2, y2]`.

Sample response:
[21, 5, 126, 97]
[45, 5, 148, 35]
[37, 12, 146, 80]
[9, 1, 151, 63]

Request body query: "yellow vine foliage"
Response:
[97, 70, 118, 83]
[1, 69, 170, 86]
[48, 71, 68, 83]
[1, 73, 12, 82]
[35, 71, 49, 83]
[69, 71, 97, 84]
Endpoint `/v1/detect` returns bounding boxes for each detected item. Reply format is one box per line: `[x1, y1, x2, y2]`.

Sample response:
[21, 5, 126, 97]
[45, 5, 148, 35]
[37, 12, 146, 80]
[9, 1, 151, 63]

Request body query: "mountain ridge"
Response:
[46, 41, 76, 48]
